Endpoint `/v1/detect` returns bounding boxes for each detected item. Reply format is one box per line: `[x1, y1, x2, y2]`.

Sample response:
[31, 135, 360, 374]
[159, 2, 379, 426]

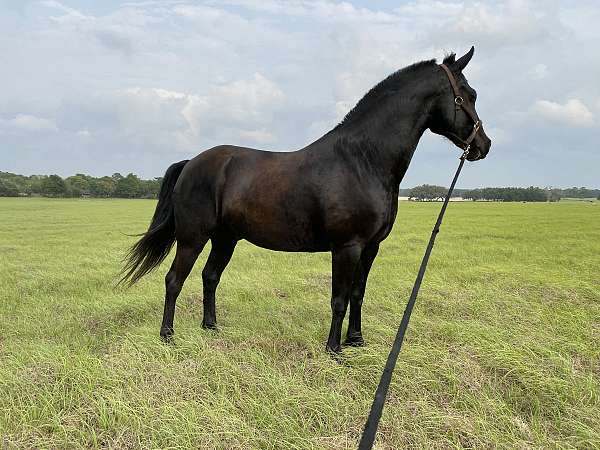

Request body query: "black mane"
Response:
[442, 53, 456, 65]
[336, 58, 438, 129]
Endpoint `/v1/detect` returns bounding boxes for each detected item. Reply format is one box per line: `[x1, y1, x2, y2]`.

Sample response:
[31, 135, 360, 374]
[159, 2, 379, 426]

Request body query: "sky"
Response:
[0, 0, 598, 188]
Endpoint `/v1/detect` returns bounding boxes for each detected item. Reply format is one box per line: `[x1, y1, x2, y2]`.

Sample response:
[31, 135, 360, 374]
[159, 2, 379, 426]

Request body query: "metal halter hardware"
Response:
[439, 63, 482, 158]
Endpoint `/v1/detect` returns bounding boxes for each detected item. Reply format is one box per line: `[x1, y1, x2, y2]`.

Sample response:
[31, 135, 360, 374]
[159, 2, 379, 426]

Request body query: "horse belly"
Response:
[231, 210, 328, 251]
[246, 221, 329, 252]
[222, 186, 329, 252]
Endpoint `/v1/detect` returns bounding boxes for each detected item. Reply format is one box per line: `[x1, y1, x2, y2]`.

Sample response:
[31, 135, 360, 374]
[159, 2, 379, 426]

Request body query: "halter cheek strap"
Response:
[439, 64, 481, 156]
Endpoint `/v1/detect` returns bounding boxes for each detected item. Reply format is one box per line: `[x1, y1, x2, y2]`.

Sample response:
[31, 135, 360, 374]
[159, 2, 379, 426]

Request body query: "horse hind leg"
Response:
[201, 236, 237, 329]
[160, 238, 207, 341]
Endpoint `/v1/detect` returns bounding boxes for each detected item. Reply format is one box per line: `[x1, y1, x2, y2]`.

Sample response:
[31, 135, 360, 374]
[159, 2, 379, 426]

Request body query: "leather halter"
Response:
[439, 64, 481, 156]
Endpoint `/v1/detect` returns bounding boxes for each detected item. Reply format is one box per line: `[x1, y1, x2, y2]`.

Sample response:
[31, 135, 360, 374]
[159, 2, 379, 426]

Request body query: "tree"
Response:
[462, 186, 548, 202]
[562, 186, 600, 199]
[90, 177, 116, 197]
[0, 171, 160, 198]
[65, 174, 90, 197]
[40, 175, 67, 197]
[409, 184, 447, 201]
[114, 173, 142, 198]
[138, 177, 162, 199]
[547, 188, 562, 202]
[27, 175, 44, 195]
[0, 178, 19, 196]
[463, 189, 480, 201]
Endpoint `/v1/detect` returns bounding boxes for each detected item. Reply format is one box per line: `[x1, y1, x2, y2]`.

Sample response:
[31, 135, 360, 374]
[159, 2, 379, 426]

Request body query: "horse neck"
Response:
[331, 87, 435, 188]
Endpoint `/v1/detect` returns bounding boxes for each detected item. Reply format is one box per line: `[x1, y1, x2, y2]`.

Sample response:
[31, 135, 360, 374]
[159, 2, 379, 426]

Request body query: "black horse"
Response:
[120, 47, 491, 353]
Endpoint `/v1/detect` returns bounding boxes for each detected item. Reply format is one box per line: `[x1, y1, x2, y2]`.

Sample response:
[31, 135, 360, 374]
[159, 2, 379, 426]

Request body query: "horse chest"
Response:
[362, 195, 398, 243]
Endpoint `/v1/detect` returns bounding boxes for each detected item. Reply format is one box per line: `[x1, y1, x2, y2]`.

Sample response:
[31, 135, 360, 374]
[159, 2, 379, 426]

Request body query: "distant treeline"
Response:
[0, 172, 161, 198]
[1, 171, 599, 201]
[402, 185, 600, 202]
[463, 187, 552, 202]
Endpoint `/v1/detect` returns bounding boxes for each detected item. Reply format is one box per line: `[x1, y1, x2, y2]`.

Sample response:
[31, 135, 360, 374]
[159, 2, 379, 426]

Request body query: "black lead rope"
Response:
[358, 150, 469, 450]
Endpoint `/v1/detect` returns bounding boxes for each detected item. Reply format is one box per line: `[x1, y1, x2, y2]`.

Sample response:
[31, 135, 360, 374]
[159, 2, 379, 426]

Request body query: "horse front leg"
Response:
[326, 244, 363, 354]
[345, 243, 379, 347]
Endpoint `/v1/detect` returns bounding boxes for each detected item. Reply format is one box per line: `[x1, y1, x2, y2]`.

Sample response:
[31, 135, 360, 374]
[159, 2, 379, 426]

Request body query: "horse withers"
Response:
[120, 47, 491, 354]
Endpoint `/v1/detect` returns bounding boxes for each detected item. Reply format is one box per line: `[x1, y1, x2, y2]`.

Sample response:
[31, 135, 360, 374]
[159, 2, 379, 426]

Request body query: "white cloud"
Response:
[180, 73, 286, 139]
[207, 0, 398, 22]
[532, 99, 594, 127]
[398, 0, 561, 51]
[79, 72, 286, 153]
[41, 0, 87, 21]
[152, 88, 188, 100]
[40, 1, 158, 56]
[394, 1, 463, 18]
[209, 73, 285, 121]
[7, 114, 58, 132]
[76, 129, 91, 137]
[449, 0, 552, 45]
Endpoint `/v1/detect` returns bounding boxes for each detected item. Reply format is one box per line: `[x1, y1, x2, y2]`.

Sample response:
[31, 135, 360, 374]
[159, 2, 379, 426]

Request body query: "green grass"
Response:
[1, 198, 599, 449]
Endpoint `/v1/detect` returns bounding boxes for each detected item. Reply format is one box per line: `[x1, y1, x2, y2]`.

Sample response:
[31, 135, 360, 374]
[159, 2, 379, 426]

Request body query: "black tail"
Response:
[118, 159, 189, 286]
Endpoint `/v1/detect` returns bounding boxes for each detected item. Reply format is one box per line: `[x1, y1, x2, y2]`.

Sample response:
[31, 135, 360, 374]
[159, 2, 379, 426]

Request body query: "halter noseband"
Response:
[439, 64, 481, 158]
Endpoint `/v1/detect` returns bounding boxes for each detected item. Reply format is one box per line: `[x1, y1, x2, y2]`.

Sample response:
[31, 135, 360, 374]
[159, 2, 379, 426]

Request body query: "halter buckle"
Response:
[462, 145, 470, 159]
[454, 96, 464, 106]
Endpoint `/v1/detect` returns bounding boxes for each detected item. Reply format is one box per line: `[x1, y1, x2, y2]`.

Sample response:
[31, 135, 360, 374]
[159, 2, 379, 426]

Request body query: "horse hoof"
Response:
[202, 321, 218, 330]
[326, 344, 342, 354]
[160, 330, 174, 344]
[326, 345, 351, 365]
[344, 335, 365, 347]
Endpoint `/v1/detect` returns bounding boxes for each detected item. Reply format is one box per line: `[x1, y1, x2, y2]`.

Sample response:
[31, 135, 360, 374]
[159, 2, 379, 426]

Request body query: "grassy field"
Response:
[1, 198, 599, 449]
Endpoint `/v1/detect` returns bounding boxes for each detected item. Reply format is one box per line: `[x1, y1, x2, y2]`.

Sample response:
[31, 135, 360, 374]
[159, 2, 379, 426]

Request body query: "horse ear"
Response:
[452, 46, 474, 72]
